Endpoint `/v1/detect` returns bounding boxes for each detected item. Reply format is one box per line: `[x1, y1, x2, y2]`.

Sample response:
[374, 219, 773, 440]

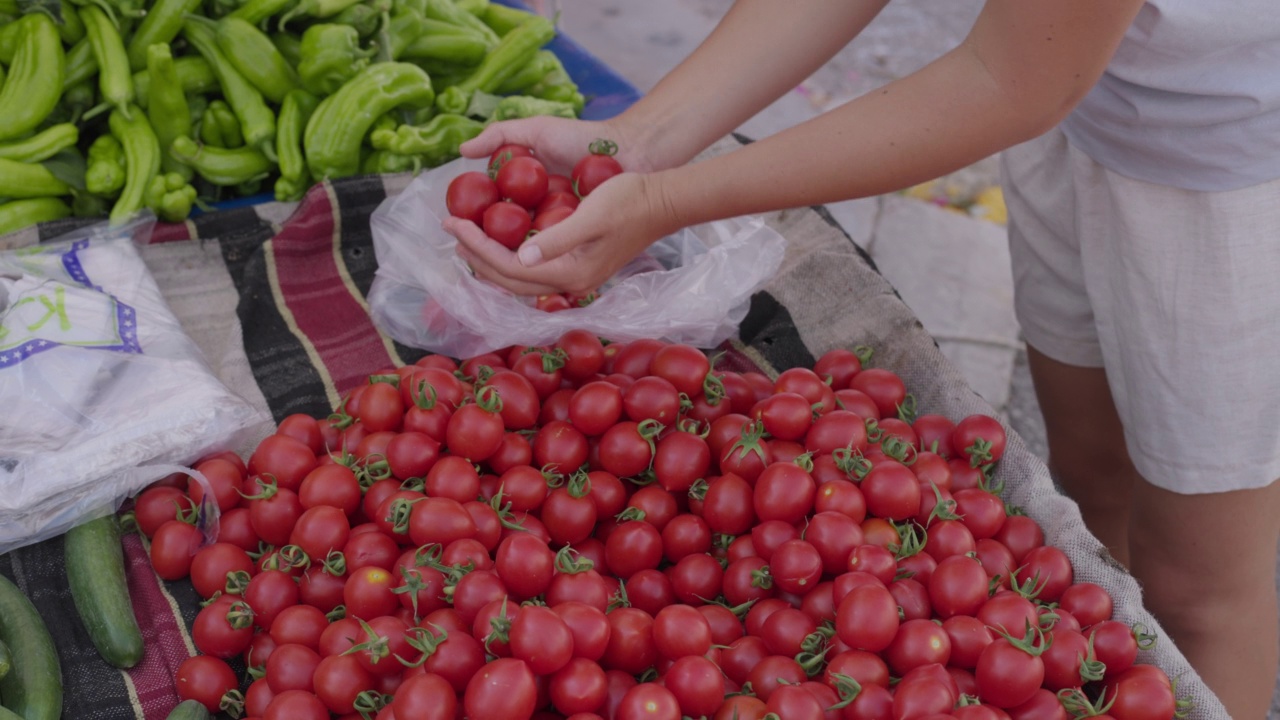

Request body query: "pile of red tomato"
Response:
[444, 140, 623, 313]
[135, 331, 1185, 720]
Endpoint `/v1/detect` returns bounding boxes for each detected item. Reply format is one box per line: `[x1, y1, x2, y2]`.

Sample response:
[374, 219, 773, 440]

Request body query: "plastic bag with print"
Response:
[366, 157, 787, 359]
[0, 216, 271, 553]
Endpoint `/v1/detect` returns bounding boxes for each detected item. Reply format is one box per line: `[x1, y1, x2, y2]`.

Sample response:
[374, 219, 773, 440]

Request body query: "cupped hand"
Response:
[459, 116, 658, 176]
[444, 172, 682, 297]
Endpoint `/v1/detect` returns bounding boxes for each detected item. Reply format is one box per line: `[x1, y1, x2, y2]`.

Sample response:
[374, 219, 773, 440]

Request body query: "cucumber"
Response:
[165, 699, 212, 720]
[0, 706, 25, 720]
[64, 515, 145, 669]
[0, 637, 9, 679]
[0, 574, 62, 720]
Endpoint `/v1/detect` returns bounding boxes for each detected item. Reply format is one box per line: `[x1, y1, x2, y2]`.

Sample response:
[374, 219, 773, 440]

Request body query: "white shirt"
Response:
[1060, 0, 1280, 191]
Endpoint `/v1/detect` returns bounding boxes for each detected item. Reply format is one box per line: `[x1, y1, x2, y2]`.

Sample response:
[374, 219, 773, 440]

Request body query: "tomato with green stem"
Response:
[249, 434, 318, 492]
[745, 655, 807, 703]
[176, 655, 243, 714]
[149, 519, 204, 580]
[571, 139, 623, 197]
[667, 552, 723, 605]
[975, 625, 1050, 709]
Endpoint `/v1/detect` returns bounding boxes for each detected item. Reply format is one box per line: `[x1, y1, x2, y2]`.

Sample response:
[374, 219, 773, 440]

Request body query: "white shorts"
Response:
[1001, 127, 1280, 495]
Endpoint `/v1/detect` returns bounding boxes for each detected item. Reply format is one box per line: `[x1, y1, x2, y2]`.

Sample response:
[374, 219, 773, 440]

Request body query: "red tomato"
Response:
[1058, 582, 1113, 627]
[550, 657, 609, 716]
[496, 156, 549, 209]
[149, 519, 203, 580]
[616, 683, 680, 720]
[848, 368, 906, 418]
[390, 672, 455, 720]
[975, 638, 1046, 709]
[135, 486, 195, 538]
[263, 690, 329, 720]
[189, 458, 244, 513]
[836, 584, 900, 653]
[496, 533, 556, 600]
[571, 142, 623, 197]
[446, 171, 501, 224]
[533, 206, 575, 231]
[483, 201, 533, 251]
[950, 414, 1007, 467]
[193, 594, 255, 658]
[175, 655, 240, 712]
[465, 657, 538, 720]
[605, 521, 664, 579]
[265, 643, 321, 693]
[664, 655, 725, 718]
[510, 605, 575, 675]
[489, 144, 535, 172]
[190, 543, 254, 599]
[343, 565, 399, 620]
[652, 604, 713, 660]
[248, 434, 317, 492]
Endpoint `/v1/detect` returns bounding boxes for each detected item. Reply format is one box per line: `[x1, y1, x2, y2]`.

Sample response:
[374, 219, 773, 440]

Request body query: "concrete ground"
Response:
[554, 0, 1279, 714]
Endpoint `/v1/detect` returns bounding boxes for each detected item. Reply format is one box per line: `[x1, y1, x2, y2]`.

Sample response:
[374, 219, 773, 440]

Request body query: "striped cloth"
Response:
[0, 136, 1230, 719]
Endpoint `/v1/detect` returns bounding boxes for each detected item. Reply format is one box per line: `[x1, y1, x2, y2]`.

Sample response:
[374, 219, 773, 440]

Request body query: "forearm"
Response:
[655, 0, 1143, 227]
[616, 0, 890, 170]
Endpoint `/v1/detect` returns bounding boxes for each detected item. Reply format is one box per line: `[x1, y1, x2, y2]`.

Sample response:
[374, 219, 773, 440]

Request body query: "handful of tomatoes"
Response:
[445, 140, 624, 313]
[137, 332, 1185, 720]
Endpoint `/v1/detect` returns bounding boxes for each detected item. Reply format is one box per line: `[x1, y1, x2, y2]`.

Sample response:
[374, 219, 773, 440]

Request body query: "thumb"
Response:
[458, 118, 543, 159]
[517, 213, 590, 267]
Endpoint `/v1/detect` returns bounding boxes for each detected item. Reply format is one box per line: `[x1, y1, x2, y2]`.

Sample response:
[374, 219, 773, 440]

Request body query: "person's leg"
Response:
[1024, 345, 1137, 566]
[1128, 478, 1280, 719]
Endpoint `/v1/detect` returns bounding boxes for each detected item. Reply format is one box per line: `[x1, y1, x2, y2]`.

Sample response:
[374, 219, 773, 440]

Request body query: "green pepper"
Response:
[422, 0, 497, 44]
[528, 63, 584, 114]
[145, 171, 197, 222]
[332, 2, 383, 37]
[59, 4, 87, 45]
[0, 124, 79, 163]
[369, 113, 482, 167]
[146, 44, 194, 182]
[480, 1, 532, 36]
[391, 0, 422, 15]
[362, 149, 422, 174]
[62, 37, 98, 90]
[86, 134, 127, 196]
[0, 198, 71, 235]
[217, 16, 302, 103]
[201, 99, 244, 148]
[0, 0, 17, 15]
[492, 95, 575, 121]
[61, 81, 97, 124]
[0, 16, 21, 63]
[0, 64, 6, 90]
[304, 61, 433, 180]
[72, 191, 111, 218]
[184, 17, 277, 157]
[228, 0, 293, 25]
[125, 0, 202, 70]
[133, 56, 218, 107]
[0, 14, 65, 141]
[0, 157, 72, 198]
[277, 0, 363, 31]
[454, 0, 486, 15]
[83, 5, 136, 120]
[434, 14, 553, 115]
[400, 17, 488, 65]
[170, 135, 272, 185]
[271, 30, 302, 66]
[274, 88, 319, 201]
[187, 93, 209, 127]
[297, 24, 374, 96]
[108, 105, 161, 224]
[494, 48, 556, 94]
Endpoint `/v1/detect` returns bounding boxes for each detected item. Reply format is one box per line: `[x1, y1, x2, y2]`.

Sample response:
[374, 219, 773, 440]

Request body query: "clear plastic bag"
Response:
[368, 158, 787, 358]
[0, 217, 272, 553]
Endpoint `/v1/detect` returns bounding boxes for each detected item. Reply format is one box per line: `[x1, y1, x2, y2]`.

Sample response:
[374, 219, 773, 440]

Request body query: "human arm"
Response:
[456, 0, 891, 173]
[450, 0, 1146, 295]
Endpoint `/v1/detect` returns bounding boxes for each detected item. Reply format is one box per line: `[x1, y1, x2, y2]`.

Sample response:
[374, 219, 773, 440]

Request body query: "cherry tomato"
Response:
[447, 171, 501, 224]
[496, 156, 549, 209]
[263, 690, 329, 720]
[836, 584, 899, 653]
[150, 519, 204, 580]
[549, 657, 608, 716]
[248, 434, 317, 492]
[175, 655, 240, 713]
[489, 144, 535, 172]
[390, 672, 455, 720]
[465, 657, 538, 720]
[483, 201, 533, 251]
[533, 206, 575, 231]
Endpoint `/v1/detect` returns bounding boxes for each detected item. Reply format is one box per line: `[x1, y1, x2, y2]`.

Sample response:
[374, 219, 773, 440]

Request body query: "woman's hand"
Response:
[458, 115, 659, 175]
[444, 172, 682, 296]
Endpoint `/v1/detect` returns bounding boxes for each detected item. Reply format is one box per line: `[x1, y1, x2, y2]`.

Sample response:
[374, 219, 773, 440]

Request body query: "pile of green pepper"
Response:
[0, 0, 584, 235]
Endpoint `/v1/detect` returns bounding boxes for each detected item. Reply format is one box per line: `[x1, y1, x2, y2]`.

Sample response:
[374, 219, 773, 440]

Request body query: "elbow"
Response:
[958, 42, 1096, 144]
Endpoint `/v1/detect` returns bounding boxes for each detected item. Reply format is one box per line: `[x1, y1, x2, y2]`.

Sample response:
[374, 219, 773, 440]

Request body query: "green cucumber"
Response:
[0, 574, 62, 720]
[0, 706, 25, 720]
[0, 637, 10, 679]
[165, 699, 212, 720]
[64, 515, 145, 669]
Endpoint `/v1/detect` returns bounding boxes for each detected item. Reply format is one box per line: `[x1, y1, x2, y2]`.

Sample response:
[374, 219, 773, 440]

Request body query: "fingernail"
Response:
[518, 243, 543, 267]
